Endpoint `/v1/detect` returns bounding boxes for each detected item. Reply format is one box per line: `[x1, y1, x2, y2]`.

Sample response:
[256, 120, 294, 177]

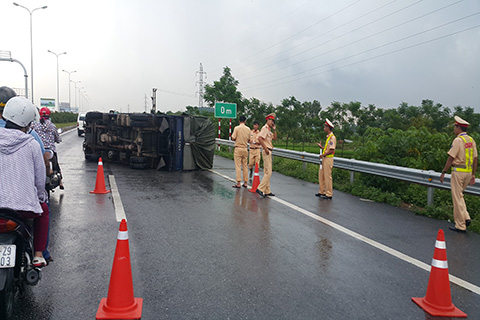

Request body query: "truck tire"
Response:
[86, 112, 103, 122]
[130, 120, 149, 128]
[130, 113, 150, 121]
[130, 156, 147, 163]
[130, 162, 149, 169]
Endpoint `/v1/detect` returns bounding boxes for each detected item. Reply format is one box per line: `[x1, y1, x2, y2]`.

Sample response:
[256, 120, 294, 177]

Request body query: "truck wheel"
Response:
[85, 154, 100, 162]
[130, 156, 147, 163]
[130, 113, 150, 121]
[86, 112, 103, 122]
[130, 162, 148, 169]
[0, 268, 14, 320]
[130, 121, 149, 128]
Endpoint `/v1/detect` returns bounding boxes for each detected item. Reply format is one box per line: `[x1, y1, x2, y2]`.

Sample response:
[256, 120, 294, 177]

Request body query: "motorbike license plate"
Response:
[0, 245, 16, 268]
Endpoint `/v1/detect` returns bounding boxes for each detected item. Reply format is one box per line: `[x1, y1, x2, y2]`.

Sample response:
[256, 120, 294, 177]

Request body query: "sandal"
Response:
[232, 185, 241, 188]
[242, 184, 248, 188]
[33, 256, 47, 268]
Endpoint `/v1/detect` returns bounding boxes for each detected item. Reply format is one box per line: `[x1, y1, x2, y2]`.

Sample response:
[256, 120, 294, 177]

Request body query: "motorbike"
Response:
[0, 208, 42, 319]
[45, 148, 63, 195]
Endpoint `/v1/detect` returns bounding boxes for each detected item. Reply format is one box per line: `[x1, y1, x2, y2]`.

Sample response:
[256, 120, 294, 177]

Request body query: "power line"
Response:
[241, 0, 463, 82]
[242, 23, 480, 93]
[207, 0, 362, 80]
[236, 0, 402, 79]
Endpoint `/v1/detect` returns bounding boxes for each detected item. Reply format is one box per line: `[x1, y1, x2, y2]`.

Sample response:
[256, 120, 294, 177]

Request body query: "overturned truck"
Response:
[83, 112, 216, 170]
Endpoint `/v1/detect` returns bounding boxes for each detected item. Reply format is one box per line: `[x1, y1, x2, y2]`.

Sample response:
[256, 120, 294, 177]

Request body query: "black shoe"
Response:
[315, 193, 325, 197]
[266, 193, 275, 197]
[466, 220, 471, 227]
[256, 189, 266, 198]
[320, 195, 332, 200]
[449, 226, 466, 233]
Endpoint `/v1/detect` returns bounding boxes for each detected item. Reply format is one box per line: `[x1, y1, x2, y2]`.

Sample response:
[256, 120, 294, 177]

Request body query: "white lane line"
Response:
[209, 169, 480, 295]
[108, 175, 127, 222]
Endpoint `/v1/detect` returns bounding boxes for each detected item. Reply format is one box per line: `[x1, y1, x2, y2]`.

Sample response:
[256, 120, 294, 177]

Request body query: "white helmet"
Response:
[3, 96, 39, 127]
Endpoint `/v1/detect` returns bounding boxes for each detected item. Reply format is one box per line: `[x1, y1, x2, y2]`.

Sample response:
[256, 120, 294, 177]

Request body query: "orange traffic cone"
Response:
[249, 163, 260, 193]
[96, 219, 143, 319]
[90, 157, 111, 194]
[412, 229, 467, 318]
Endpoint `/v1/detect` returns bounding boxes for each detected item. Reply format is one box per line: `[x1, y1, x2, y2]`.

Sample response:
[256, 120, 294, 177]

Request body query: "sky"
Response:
[1, 0, 479, 114]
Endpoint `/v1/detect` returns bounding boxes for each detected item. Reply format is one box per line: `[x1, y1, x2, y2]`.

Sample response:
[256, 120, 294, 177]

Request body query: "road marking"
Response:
[210, 169, 480, 296]
[108, 175, 127, 222]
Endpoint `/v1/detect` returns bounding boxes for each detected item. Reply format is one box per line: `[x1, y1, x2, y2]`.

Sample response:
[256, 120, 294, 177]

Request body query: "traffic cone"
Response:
[249, 163, 260, 193]
[90, 157, 111, 194]
[412, 229, 467, 318]
[96, 219, 143, 319]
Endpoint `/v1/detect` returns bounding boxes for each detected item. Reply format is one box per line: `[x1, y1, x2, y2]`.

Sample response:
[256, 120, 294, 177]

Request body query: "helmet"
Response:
[40, 107, 51, 119]
[3, 96, 39, 127]
[0, 86, 17, 113]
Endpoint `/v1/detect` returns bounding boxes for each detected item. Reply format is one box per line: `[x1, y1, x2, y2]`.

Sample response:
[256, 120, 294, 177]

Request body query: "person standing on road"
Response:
[316, 119, 336, 200]
[231, 115, 251, 188]
[248, 120, 261, 180]
[256, 113, 277, 198]
[440, 115, 478, 233]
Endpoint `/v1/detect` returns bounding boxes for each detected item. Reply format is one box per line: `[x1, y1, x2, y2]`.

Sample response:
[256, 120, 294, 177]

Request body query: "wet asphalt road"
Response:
[10, 129, 480, 320]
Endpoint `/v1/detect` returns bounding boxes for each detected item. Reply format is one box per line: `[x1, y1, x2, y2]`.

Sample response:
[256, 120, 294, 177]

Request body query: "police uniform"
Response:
[318, 119, 336, 198]
[231, 122, 251, 186]
[248, 128, 261, 176]
[257, 113, 276, 196]
[446, 116, 477, 231]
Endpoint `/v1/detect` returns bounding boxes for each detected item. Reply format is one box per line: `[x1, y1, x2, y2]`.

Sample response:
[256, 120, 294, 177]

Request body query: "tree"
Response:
[204, 66, 243, 113]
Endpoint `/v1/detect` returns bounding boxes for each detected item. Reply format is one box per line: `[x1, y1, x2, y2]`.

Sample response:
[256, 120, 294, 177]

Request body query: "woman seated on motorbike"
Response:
[0, 97, 50, 267]
[32, 107, 64, 189]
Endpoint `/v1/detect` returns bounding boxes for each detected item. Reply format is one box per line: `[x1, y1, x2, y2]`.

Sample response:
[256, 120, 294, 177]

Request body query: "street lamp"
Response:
[71, 80, 81, 111]
[47, 50, 66, 112]
[13, 2, 48, 103]
[62, 69, 76, 111]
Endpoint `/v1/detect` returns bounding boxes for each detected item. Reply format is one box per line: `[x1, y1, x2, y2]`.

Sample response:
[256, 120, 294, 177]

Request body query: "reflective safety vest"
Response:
[323, 133, 335, 158]
[455, 134, 474, 173]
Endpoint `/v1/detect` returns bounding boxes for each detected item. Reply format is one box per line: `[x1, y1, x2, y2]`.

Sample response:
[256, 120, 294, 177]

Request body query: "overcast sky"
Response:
[1, 0, 479, 114]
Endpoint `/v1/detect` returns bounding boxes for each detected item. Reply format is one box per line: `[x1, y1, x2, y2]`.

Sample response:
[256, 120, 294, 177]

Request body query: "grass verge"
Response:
[215, 147, 479, 233]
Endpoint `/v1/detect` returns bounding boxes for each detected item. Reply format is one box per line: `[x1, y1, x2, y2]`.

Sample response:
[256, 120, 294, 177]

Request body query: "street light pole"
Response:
[48, 50, 66, 112]
[72, 80, 81, 111]
[62, 69, 76, 111]
[13, 2, 48, 104]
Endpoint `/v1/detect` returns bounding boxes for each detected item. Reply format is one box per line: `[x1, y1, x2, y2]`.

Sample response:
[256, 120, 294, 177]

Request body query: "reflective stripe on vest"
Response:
[323, 133, 335, 158]
[456, 134, 473, 173]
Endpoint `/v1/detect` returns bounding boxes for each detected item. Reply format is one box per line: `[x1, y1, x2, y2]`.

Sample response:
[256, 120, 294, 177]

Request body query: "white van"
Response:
[77, 113, 86, 136]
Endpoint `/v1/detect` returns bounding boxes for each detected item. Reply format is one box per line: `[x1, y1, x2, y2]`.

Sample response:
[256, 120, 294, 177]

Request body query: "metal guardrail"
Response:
[215, 139, 480, 204]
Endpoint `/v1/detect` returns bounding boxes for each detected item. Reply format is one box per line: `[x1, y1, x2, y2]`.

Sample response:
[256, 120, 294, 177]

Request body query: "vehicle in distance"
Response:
[83, 111, 215, 171]
[77, 113, 86, 136]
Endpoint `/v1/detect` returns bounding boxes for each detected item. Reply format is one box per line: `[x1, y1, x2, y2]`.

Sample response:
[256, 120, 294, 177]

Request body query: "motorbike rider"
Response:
[32, 107, 64, 189]
[0, 96, 50, 267]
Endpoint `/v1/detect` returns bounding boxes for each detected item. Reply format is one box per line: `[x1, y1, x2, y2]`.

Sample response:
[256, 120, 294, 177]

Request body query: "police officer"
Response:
[231, 115, 251, 188]
[256, 113, 277, 198]
[248, 120, 261, 180]
[440, 116, 477, 232]
[316, 119, 336, 199]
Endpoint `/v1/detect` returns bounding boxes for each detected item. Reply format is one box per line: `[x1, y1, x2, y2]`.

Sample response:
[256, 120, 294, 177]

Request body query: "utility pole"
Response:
[196, 62, 206, 108]
[151, 88, 157, 114]
[144, 94, 147, 113]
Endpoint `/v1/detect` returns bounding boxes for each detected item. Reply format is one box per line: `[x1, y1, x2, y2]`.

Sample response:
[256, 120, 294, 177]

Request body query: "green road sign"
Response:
[215, 102, 237, 118]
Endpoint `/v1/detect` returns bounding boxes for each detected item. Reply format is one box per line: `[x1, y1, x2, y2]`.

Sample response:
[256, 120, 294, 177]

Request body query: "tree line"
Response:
[184, 66, 479, 172]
